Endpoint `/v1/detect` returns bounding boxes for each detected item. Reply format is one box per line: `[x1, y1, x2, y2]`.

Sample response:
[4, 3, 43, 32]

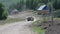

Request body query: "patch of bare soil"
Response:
[0, 21, 38, 34]
[45, 25, 60, 34]
[39, 20, 60, 34]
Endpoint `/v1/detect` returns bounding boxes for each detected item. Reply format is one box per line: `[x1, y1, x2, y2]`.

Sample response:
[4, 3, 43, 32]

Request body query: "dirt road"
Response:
[0, 20, 38, 34]
[0, 11, 42, 34]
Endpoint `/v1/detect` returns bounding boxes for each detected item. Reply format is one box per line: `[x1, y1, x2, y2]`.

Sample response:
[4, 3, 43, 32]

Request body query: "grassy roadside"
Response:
[54, 18, 60, 20]
[33, 27, 46, 34]
[32, 18, 60, 34]
[30, 20, 46, 34]
[0, 18, 25, 25]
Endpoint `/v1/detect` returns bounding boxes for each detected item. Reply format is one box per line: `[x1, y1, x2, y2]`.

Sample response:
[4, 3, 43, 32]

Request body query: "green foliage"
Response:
[53, 0, 60, 9]
[10, 0, 40, 10]
[14, 0, 25, 10]
[8, 0, 60, 11]
[33, 20, 46, 34]
[9, 0, 25, 11]
[39, 0, 60, 10]
[39, 0, 48, 4]
[47, 2, 53, 13]
[54, 10, 60, 18]
[34, 27, 45, 34]
[26, 0, 41, 10]
[0, 3, 7, 20]
[1, 0, 60, 10]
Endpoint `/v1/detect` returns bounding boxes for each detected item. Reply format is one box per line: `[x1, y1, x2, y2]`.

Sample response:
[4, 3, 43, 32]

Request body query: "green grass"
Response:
[33, 18, 60, 34]
[0, 18, 25, 25]
[31, 20, 46, 34]
[54, 18, 60, 20]
[33, 27, 46, 34]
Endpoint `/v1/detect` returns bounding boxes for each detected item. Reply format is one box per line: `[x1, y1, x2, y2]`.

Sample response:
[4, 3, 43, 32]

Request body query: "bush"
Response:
[0, 3, 7, 20]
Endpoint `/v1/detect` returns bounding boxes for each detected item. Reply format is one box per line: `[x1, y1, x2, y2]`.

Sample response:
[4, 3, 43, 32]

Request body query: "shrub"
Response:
[0, 3, 7, 20]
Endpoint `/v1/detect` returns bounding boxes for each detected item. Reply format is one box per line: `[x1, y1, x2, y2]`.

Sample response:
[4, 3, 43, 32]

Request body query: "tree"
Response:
[53, 0, 60, 9]
[39, 0, 48, 4]
[0, 3, 7, 20]
[26, 0, 40, 10]
[9, 0, 25, 11]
